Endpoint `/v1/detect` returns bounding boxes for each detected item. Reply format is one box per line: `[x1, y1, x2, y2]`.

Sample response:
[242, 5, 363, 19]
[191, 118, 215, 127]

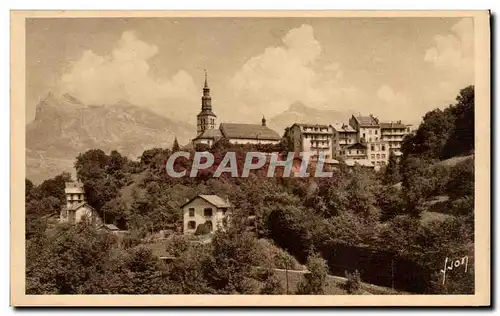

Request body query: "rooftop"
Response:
[181, 194, 231, 209]
[220, 123, 281, 141]
[347, 142, 367, 150]
[331, 122, 357, 133]
[193, 128, 223, 140]
[354, 115, 379, 126]
[380, 122, 408, 129]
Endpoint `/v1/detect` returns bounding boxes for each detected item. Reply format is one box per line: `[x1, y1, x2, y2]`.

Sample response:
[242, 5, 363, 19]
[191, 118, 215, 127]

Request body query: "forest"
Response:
[25, 86, 475, 295]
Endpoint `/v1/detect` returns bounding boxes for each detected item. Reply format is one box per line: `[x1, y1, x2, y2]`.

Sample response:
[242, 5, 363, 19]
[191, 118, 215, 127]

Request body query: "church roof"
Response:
[197, 109, 217, 117]
[193, 128, 223, 140]
[219, 123, 281, 141]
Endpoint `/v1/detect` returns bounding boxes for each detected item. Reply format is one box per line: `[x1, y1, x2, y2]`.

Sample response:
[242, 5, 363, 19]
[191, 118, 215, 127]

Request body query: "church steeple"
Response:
[201, 69, 212, 111]
[204, 69, 209, 89]
[197, 69, 217, 135]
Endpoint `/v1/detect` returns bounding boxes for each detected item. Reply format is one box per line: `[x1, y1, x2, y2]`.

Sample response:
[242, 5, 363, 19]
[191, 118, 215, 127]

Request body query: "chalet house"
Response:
[59, 181, 102, 226]
[181, 194, 231, 235]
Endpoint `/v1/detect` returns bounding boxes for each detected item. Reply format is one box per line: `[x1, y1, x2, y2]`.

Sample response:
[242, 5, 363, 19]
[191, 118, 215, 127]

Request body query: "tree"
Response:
[383, 152, 402, 185]
[295, 252, 328, 294]
[446, 158, 474, 199]
[205, 228, 258, 293]
[38, 172, 72, 202]
[172, 137, 181, 152]
[260, 270, 285, 294]
[26, 222, 118, 294]
[74, 149, 109, 182]
[400, 156, 436, 215]
[443, 86, 474, 158]
[376, 185, 405, 221]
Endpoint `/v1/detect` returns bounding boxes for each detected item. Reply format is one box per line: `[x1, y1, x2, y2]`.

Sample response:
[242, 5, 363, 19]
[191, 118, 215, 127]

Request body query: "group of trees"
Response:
[25, 86, 475, 294]
[401, 85, 474, 160]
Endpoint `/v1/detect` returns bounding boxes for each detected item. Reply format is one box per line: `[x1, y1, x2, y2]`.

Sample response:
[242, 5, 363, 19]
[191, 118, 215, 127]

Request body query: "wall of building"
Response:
[66, 191, 85, 209]
[358, 126, 381, 143]
[197, 116, 216, 134]
[183, 198, 227, 235]
[61, 205, 102, 226]
[332, 131, 358, 157]
[193, 138, 214, 146]
[228, 138, 280, 145]
[380, 127, 408, 155]
[367, 141, 390, 167]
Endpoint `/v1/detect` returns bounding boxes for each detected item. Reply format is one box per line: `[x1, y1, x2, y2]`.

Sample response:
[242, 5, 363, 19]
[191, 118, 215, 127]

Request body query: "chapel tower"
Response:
[196, 70, 217, 135]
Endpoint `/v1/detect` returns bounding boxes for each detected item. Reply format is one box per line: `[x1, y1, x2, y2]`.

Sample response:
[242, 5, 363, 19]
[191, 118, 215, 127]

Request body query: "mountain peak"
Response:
[288, 102, 308, 112]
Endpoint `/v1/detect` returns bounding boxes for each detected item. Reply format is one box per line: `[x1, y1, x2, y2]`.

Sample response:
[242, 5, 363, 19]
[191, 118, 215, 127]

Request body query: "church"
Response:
[192, 72, 282, 147]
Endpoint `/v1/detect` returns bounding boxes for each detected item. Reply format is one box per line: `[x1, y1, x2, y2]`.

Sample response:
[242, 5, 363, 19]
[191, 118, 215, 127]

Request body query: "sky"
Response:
[26, 17, 474, 126]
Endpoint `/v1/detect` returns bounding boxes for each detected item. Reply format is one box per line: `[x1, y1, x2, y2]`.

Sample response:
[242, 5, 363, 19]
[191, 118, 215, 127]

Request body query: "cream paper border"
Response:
[10, 10, 491, 307]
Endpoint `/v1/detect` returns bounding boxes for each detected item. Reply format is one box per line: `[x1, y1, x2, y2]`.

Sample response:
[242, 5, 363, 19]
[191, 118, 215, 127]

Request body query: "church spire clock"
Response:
[197, 70, 217, 135]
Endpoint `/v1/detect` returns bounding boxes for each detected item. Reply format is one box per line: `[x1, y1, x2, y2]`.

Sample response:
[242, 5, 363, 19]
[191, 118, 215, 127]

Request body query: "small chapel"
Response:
[192, 71, 282, 147]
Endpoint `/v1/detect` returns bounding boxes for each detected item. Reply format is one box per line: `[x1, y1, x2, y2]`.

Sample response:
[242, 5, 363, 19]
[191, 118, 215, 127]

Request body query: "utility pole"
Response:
[285, 266, 289, 295]
[391, 259, 395, 290]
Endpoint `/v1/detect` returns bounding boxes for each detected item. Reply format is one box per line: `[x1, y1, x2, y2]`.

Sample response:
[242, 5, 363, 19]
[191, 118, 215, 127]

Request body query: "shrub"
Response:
[344, 269, 362, 294]
[195, 223, 211, 236]
[295, 253, 328, 294]
[260, 270, 285, 295]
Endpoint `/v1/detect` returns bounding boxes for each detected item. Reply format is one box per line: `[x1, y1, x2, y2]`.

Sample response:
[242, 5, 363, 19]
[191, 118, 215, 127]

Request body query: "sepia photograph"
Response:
[10, 10, 490, 306]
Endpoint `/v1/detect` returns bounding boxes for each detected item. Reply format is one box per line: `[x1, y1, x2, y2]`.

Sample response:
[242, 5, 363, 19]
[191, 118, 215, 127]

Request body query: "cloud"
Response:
[226, 24, 357, 120]
[424, 18, 474, 97]
[58, 31, 198, 121]
[376, 85, 415, 122]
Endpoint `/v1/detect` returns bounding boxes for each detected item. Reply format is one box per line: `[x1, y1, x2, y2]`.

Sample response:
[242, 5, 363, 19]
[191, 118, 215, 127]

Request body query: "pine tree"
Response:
[172, 137, 180, 152]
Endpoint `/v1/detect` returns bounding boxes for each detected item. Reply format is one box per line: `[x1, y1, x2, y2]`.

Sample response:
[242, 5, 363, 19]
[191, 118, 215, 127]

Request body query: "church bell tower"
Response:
[197, 70, 217, 135]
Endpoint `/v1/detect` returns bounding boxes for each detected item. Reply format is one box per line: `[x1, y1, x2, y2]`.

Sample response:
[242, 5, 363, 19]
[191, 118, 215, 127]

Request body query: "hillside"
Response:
[26, 93, 195, 183]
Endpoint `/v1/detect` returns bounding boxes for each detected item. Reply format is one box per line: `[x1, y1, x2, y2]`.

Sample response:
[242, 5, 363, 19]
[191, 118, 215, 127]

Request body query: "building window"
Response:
[371, 145, 375, 151]
[356, 150, 359, 154]
[363, 133, 366, 138]
[188, 221, 196, 229]
[371, 154, 375, 159]
[375, 137, 378, 141]
[369, 129, 372, 135]
[375, 130, 378, 135]
[348, 150, 351, 155]
[188, 208, 195, 217]
[377, 154, 380, 159]
[382, 145, 386, 151]
[382, 154, 386, 159]
[204, 208, 213, 217]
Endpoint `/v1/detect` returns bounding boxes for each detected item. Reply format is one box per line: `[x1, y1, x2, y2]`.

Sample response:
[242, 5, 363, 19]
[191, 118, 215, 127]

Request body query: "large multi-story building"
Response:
[348, 114, 391, 168]
[331, 123, 358, 157]
[192, 72, 281, 146]
[380, 121, 412, 158]
[287, 123, 334, 160]
[366, 141, 390, 168]
[349, 114, 381, 143]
